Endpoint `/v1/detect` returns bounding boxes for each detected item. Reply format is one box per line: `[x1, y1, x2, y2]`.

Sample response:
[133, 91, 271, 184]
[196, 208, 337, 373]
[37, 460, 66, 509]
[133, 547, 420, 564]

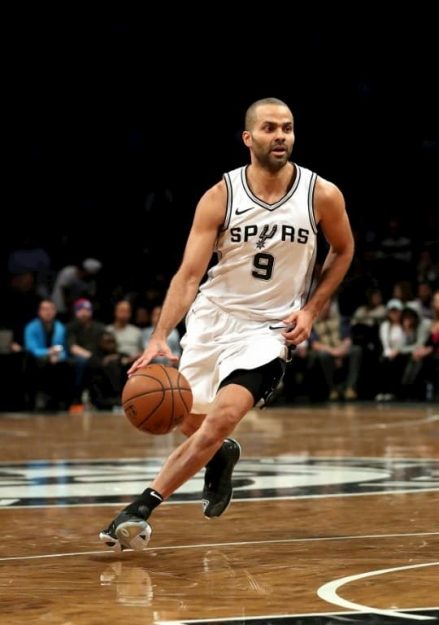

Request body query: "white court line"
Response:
[3, 485, 439, 510]
[1, 530, 438, 562]
[318, 561, 439, 621]
[157, 607, 439, 624]
[1, 452, 439, 465]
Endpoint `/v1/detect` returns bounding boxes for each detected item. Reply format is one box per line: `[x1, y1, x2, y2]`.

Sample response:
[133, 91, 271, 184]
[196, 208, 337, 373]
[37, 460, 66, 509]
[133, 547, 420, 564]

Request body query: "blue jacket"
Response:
[24, 319, 67, 360]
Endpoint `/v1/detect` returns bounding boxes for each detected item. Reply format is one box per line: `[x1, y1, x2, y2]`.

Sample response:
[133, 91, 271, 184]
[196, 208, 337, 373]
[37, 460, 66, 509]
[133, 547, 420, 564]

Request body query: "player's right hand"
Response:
[127, 339, 179, 376]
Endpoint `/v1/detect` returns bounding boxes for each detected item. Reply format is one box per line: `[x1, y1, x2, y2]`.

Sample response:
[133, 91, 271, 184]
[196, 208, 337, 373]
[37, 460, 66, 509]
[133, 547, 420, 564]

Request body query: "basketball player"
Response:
[100, 97, 354, 551]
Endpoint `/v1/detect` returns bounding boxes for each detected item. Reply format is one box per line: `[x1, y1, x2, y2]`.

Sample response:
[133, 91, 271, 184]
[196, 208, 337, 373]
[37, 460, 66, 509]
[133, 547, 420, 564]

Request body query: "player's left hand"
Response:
[281, 309, 314, 346]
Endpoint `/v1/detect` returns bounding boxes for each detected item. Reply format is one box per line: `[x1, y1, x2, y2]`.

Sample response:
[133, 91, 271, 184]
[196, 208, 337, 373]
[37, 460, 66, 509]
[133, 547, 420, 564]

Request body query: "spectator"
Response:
[52, 258, 102, 317]
[308, 300, 362, 401]
[66, 298, 105, 413]
[375, 299, 405, 401]
[106, 300, 143, 367]
[351, 287, 387, 328]
[399, 306, 432, 399]
[24, 299, 71, 410]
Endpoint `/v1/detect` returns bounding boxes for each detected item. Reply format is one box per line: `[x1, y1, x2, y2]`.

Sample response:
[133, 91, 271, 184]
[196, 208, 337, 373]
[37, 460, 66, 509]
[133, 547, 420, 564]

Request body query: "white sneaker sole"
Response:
[99, 521, 152, 552]
[202, 490, 233, 519]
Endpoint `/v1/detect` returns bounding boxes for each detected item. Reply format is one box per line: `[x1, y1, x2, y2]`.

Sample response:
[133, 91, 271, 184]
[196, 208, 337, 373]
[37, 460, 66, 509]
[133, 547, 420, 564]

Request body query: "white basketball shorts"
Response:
[179, 294, 289, 414]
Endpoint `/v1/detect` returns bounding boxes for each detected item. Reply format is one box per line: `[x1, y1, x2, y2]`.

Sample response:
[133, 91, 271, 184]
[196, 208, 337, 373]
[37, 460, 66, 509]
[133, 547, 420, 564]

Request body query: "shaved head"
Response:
[244, 98, 292, 131]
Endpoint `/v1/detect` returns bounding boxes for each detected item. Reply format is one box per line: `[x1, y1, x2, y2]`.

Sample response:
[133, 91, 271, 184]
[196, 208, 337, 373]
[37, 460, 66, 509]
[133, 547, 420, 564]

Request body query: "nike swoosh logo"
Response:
[150, 491, 163, 501]
[235, 206, 257, 215]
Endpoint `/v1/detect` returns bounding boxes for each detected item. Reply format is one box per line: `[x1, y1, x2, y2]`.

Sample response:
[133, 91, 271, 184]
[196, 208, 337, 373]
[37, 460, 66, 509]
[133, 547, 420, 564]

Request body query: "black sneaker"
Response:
[99, 510, 152, 552]
[202, 438, 241, 518]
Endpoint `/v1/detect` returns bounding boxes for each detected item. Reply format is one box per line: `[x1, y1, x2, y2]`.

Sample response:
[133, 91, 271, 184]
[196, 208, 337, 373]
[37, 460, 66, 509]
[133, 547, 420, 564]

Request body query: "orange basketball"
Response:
[121, 364, 193, 435]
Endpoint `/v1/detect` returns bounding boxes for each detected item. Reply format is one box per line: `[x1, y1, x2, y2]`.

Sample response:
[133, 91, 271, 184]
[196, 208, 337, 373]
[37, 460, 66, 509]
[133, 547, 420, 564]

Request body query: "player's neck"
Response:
[247, 162, 295, 202]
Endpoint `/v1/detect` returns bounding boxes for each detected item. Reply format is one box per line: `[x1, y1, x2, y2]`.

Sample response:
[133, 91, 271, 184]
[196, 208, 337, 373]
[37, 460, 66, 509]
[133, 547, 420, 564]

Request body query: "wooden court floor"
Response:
[0, 403, 438, 624]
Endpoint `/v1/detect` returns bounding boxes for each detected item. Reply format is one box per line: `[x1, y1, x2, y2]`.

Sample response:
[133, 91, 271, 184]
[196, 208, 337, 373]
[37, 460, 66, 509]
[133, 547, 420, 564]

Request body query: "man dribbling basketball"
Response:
[100, 97, 354, 551]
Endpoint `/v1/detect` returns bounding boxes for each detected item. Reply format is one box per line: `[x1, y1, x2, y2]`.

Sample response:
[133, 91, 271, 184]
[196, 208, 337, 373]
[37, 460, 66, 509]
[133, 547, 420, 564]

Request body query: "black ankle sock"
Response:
[123, 487, 164, 519]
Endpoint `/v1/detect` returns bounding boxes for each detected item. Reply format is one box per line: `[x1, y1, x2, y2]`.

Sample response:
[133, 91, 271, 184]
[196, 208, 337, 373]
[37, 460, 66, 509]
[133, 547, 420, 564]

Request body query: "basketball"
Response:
[121, 364, 193, 435]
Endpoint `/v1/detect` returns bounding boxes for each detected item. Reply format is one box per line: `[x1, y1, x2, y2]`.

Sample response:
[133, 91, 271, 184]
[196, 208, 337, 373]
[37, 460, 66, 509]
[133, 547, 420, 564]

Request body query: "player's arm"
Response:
[284, 177, 354, 345]
[155, 182, 226, 336]
[128, 181, 227, 373]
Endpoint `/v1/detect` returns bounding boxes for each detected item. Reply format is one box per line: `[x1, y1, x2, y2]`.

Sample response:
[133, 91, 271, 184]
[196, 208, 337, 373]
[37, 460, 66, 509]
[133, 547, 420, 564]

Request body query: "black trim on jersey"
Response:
[240, 163, 301, 211]
[307, 172, 318, 234]
[221, 172, 233, 231]
[300, 245, 318, 307]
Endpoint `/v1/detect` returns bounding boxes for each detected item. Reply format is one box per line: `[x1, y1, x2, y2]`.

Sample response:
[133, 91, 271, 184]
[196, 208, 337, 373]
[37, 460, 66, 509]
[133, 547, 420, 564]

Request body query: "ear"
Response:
[242, 130, 251, 147]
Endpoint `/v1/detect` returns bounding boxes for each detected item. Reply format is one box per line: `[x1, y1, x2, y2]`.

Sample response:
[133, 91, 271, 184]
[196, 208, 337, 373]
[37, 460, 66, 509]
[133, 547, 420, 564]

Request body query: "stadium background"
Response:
[3, 13, 437, 320]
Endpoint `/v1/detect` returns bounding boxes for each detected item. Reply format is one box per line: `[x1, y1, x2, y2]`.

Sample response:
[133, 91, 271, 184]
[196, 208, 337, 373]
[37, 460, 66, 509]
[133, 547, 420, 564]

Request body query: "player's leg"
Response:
[150, 383, 253, 497]
[99, 383, 253, 551]
[178, 411, 241, 517]
[179, 412, 205, 437]
[178, 411, 240, 517]
[178, 360, 286, 518]
[202, 358, 285, 517]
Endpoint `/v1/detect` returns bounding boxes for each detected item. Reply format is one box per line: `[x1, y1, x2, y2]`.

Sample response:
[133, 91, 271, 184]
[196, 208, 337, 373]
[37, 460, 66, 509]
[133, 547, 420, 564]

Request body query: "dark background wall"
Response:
[4, 10, 438, 299]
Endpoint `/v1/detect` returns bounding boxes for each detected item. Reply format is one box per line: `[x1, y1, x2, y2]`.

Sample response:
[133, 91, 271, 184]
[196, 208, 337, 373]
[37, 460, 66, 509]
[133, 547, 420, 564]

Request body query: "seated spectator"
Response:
[308, 300, 362, 401]
[24, 299, 72, 410]
[66, 298, 105, 413]
[399, 306, 432, 399]
[375, 299, 405, 401]
[106, 300, 143, 367]
[351, 288, 387, 328]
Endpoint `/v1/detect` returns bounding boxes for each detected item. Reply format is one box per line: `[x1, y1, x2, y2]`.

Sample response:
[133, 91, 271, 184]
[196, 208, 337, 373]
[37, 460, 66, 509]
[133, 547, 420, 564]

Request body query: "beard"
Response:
[253, 143, 292, 172]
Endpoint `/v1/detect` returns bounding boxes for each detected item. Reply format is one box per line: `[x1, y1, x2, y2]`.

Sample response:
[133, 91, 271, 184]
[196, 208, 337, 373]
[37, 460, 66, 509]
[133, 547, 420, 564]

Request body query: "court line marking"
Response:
[318, 561, 439, 621]
[157, 606, 439, 624]
[1, 452, 439, 464]
[3, 486, 439, 510]
[1, 530, 438, 562]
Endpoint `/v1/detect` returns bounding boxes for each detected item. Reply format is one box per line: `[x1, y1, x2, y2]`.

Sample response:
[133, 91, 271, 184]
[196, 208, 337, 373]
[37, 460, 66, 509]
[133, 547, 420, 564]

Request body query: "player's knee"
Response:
[204, 405, 242, 439]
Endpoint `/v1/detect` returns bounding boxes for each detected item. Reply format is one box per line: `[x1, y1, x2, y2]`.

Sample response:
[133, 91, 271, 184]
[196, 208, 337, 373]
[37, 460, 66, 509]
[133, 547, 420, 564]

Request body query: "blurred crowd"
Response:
[0, 212, 438, 412]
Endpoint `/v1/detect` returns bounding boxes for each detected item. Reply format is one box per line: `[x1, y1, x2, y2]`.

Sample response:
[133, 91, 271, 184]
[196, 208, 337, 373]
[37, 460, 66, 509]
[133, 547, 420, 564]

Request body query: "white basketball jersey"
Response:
[199, 164, 318, 321]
